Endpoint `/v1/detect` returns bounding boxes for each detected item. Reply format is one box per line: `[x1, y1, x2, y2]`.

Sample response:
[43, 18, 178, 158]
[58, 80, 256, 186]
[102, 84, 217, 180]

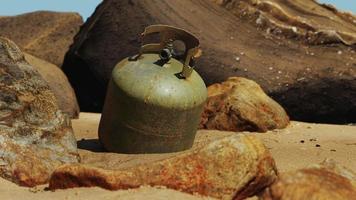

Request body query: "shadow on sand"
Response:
[77, 139, 106, 152]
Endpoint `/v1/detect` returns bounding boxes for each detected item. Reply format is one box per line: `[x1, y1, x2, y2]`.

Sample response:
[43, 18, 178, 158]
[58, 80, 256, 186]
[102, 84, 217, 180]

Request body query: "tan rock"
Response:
[260, 159, 356, 200]
[0, 11, 83, 66]
[24, 53, 79, 118]
[200, 77, 289, 132]
[0, 37, 79, 187]
[50, 134, 277, 200]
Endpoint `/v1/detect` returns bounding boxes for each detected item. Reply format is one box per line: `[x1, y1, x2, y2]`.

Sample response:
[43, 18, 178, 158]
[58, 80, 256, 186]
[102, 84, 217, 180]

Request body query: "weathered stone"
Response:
[0, 11, 83, 66]
[50, 134, 277, 200]
[212, 0, 356, 124]
[200, 77, 289, 132]
[260, 159, 356, 200]
[214, 0, 356, 45]
[62, 0, 356, 124]
[24, 53, 79, 118]
[0, 37, 79, 187]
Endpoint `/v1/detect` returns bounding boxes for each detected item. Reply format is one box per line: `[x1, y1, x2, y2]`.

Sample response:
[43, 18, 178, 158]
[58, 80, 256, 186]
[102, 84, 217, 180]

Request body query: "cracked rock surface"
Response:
[0, 37, 79, 187]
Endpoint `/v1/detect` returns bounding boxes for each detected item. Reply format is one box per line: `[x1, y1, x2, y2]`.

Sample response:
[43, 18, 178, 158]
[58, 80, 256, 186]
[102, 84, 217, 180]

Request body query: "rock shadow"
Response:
[270, 76, 356, 124]
[77, 139, 106, 152]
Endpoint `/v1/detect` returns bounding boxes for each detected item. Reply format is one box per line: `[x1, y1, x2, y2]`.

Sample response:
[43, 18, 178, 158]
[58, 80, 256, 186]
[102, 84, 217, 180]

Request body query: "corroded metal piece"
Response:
[99, 25, 207, 153]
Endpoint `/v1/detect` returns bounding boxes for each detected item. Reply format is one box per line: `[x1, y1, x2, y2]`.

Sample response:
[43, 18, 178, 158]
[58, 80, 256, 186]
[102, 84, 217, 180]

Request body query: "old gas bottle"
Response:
[98, 25, 207, 153]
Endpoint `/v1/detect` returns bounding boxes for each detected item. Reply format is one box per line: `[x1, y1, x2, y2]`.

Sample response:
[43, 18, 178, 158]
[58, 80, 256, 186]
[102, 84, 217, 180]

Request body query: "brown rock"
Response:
[260, 159, 356, 200]
[62, 0, 356, 124]
[0, 11, 83, 66]
[0, 37, 79, 187]
[213, 0, 356, 124]
[50, 134, 277, 200]
[200, 77, 289, 132]
[215, 0, 356, 45]
[24, 53, 79, 118]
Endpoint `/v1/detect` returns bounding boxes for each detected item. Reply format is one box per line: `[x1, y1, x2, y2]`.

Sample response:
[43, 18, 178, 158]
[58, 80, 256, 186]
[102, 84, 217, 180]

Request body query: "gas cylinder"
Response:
[98, 25, 207, 153]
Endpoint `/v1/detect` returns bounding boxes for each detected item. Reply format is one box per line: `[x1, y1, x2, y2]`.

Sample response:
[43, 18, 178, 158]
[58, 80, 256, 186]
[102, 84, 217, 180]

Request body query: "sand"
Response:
[0, 112, 355, 199]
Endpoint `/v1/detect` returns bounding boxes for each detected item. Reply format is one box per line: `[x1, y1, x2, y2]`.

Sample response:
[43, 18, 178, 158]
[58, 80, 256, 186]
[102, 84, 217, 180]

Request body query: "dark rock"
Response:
[200, 77, 289, 132]
[49, 134, 277, 200]
[0, 11, 83, 67]
[62, 0, 356, 124]
[0, 37, 79, 187]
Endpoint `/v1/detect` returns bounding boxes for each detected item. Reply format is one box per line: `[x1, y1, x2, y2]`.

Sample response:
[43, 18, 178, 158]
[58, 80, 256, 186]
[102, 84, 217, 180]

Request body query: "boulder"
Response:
[260, 159, 356, 200]
[49, 134, 277, 200]
[214, 0, 356, 45]
[0, 37, 79, 187]
[62, 0, 356, 124]
[0, 11, 83, 66]
[24, 53, 79, 118]
[200, 77, 289, 132]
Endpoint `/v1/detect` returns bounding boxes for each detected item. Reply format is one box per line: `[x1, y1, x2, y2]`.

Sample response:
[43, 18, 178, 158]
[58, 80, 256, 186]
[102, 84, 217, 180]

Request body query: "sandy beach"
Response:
[0, 112, 355, 199]
[0, 0, 355, 199]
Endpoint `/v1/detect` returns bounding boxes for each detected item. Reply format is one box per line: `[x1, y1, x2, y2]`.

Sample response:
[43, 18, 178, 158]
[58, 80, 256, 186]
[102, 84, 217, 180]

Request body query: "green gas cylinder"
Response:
[98, 25, 207, 153]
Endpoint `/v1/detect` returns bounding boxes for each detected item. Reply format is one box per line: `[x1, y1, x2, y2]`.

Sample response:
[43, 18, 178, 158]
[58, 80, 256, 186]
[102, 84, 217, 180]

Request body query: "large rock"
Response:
[260, 159, 356, 200]
[24, 53, 79, 118]
[62, 0, 356, 124]
[200, 77, 289, 132]
[0, 11, 83, 66]
[0, 37, 79, 187]
[49, 134, 277, 200]
[214, 0, 356, 45]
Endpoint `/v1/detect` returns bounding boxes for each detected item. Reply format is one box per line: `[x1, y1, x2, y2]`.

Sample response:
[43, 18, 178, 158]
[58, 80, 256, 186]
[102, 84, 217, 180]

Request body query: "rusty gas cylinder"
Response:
[98, 25, 207, 153]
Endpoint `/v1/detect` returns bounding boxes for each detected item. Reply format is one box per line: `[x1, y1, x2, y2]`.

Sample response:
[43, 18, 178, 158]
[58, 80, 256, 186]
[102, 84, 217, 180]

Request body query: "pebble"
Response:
[256, 16, 263, 25]
[292, 26, 297, 33]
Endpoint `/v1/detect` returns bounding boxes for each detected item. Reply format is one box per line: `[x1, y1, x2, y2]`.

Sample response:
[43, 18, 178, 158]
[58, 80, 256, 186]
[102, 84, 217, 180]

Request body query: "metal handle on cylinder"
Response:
[139, 25, 202, 78]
